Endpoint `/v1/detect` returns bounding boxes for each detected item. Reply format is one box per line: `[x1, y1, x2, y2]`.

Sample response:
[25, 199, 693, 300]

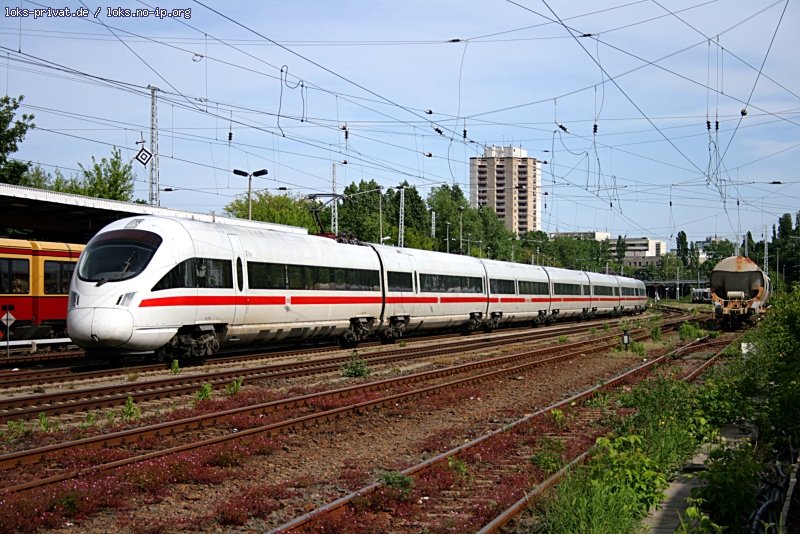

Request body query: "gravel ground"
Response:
[22, 329, 676, 533]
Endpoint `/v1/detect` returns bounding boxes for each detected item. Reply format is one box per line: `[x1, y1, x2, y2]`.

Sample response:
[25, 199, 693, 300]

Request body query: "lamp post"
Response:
[233, 168, 268, 220]
[445, 222, 451, 253]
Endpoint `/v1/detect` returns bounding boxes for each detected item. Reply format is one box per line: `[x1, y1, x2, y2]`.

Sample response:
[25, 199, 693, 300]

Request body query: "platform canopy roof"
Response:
[0, 183, 305, 244]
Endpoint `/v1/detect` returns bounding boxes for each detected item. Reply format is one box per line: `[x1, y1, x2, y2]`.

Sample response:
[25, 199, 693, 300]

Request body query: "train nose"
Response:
[67, 308, 134, 348]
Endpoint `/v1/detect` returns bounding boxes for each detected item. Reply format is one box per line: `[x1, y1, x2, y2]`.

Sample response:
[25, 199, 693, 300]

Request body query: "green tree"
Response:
[224, 191, 320, 232]
[75, 147, 135, 200]
[0, 95, 35, 185]
[615, 235, 627, 266]
[676, 231, 689, 267]
[427, 184, 469, 252]
[21, 148, 135, 201]
[339, 179, 383, 242]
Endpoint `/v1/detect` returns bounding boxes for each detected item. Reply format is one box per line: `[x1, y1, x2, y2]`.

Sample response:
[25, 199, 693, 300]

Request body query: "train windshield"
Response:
[78, 229, 162, 285]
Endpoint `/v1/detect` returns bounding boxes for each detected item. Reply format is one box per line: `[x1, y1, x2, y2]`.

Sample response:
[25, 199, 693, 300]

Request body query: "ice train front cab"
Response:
[67, 217, 199, 353]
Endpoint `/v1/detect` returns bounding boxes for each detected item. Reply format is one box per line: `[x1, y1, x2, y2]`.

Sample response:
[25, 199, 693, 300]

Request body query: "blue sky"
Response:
[2, 0, 798, 244]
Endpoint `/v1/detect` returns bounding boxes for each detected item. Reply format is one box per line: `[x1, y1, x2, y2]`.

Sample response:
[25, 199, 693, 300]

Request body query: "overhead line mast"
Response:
[149, 85, 160, 206]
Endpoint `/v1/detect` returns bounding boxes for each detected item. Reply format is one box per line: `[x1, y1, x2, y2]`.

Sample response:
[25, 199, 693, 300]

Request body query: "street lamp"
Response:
[233, 168, 268, 220]
[445, 222, 451, 253]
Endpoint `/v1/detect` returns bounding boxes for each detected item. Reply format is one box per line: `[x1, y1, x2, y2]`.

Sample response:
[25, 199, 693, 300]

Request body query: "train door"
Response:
[227, 235, 247, 326]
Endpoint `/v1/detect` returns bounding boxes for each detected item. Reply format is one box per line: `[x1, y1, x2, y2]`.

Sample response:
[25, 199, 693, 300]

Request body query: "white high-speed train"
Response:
[67, 216, 646, 359]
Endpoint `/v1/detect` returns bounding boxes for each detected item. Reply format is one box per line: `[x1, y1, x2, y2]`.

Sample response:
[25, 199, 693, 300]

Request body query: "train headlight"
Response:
[118, 292, 137, 308]
[69, 291, 79, 310]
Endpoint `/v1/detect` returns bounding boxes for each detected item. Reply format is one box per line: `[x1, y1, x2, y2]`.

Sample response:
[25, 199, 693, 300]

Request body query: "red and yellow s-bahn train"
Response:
[0, 238, 85, 340]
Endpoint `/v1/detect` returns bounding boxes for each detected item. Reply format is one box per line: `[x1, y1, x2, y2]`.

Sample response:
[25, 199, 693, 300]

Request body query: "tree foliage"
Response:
[20, 148, 135, 201]
[0, 95, 35, 185]
[224, 191, 321, 233]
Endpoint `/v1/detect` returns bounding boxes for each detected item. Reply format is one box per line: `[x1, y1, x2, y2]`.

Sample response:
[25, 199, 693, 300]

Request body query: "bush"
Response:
[379, 471, 414, 500]
[542, 469, 642, 533]
[678, 322, 704, 341]
[341, 355, 370, 378]
[693, 442, 761, 528]
[589, 435, 668, 514]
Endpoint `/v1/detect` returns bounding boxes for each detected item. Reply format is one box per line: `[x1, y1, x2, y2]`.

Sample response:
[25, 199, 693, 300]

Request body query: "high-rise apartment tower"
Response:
[469, 146, 542, 235]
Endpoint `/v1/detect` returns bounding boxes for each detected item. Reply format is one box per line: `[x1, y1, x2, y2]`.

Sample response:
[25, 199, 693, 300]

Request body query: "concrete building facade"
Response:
[470, 146, 542, 235]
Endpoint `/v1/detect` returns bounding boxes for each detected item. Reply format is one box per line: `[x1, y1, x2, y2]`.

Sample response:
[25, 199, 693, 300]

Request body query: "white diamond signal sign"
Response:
[0, 312, 14, 328]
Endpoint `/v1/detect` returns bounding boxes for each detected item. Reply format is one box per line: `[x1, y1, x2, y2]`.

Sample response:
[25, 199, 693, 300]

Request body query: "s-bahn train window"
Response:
[553, 283, 581, 296]
[78, 229, 162, 283]
[1, 258, 30, 294]
[387, 271, 413, 292]
[518, 280, 548, 295]
[622, 287, 635, 296]
[44, 261, 75, 294]
[490, 279, 516, 294]
[152, 258, 233, 290]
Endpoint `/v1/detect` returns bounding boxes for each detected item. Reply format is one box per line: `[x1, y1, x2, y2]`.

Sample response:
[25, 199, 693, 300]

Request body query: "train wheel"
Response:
[378, 331, 395, 345]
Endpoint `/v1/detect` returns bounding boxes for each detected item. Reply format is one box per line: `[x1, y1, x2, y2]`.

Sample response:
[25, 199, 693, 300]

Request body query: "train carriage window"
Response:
[387, 271, 413, 292]
[582, 285, 588, 296]
[519, 280, 548, 295]
[249, 262, 379, 292]
[490, 278, 516, 294]
[594, 285, 614, 296]
[1, 258, 30, 294]
[553, 283, 581, 296]
[152, 258, 232, 291]
[236, 258, 244, 292]
[247, 262, 286, 289]
[420, 273, 483, 294]
[44, 261, 74, 294]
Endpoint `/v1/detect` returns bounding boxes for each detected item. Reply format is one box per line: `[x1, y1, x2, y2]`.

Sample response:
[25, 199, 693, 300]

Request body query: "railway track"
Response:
[0, 314, 683, 423]
[272, 336, 735, 533]
[0, 316, 692, 493]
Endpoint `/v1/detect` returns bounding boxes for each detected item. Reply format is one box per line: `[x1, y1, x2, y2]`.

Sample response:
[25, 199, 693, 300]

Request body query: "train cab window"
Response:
[152, 258, 233, 291]
[44, 261, 75, 294]
[78, 229, 161, 284]
[490, 279, 516, 295]
[1, 258, 29, 294]
[387, 271, 413, 292]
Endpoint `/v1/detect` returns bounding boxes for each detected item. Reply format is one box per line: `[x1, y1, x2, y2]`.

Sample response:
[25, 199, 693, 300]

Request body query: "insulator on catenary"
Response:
[593, 123, 598, 134]
[706, 120, 711, 131]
